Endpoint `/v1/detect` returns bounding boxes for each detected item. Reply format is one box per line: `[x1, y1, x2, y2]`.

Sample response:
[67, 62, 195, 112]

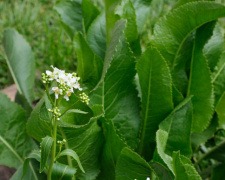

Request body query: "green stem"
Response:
[46, 84, 54, 106]
[59, 127, 76, 180]
[47, 117, 57, 180]
[195, 139, 225, 166]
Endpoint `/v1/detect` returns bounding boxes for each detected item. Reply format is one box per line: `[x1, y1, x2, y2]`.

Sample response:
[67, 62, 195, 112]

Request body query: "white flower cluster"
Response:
[42, 66, 89, 103]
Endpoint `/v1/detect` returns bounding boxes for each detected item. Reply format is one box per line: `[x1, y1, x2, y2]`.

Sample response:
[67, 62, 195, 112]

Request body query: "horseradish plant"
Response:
[1, 0, 225, 179]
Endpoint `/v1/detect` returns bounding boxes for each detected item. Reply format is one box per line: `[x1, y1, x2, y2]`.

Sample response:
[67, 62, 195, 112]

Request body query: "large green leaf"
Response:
[159, 97, 193, 158]
[97, 120, 126, 180]
[22, 150, 75, 180]
[171, 33, 195, 95]
[104, 0, 121, 43]
[52, 162, 76, 180]
[58, 94, 93, 125]
[74, 33, 103, 90]
[90, 20, 140, 148]
[115, 147, 151, 180]
[54, 0, 100, 38]
[131, 0, 152, 32]
[191, 116, 218, 152]
[215, 92, 225, 127]
[187, 22, 215, 133]
[27, 98, 104, 179]
[154, 129, 174, 173]
[87, 12, 107, 60]
[136, 46, 173, 159]
[11, 159, 45, 180]
[40, 136, 54, 172]
[173, 152, 201, 180]
[213, 53, 225, 104]
[120, 0, 141, 57]
[211, 164, 225, 180]
[2, 28, 35, 106]
[149, 162, 174, 180]
[57, 149, 85, 173]
[0, 93, 37, 169]
[151, 2, 225, 69]
[203, 23, 224, 70]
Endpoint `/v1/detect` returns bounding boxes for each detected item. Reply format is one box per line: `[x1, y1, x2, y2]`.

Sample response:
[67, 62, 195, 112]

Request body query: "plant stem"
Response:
[46, 84, 54, 106]
[195, 139, 225, 166]
[47, 116, 58, 179]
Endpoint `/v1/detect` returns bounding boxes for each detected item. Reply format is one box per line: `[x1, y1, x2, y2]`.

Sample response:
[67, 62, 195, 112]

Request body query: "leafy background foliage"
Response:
[1, 0, 225, 179]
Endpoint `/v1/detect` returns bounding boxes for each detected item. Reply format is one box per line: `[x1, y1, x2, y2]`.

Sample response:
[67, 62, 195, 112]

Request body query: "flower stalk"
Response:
[42, 66, 89, 179]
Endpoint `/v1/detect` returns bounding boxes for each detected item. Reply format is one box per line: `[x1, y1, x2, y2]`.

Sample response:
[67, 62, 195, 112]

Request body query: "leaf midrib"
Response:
[0, 135, 38, 179]
[138, 61, 152, 154]
[0, 135, 23, 163]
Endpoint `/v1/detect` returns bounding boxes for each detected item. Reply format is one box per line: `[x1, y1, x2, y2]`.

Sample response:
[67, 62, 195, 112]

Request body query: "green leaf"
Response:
[74, 32, 103, 90]
[12, 160, 45, 180]
[121, 0, 138, 43]
[57, 149, 85, 173]
[204, 23, 224, 70]
[172, 84, 184, 107]
[54, 0, 100, 38]
[91, 20, 141, 148]
[216, 92, 225, 127]
[27, 99, 103, 179]
[171, 33, 195, 95]
[15, 92, 32, 117]
[136, 46, 173, 159]
[54, 0, 82, 37]
[174, 0, 204, 8]
[197, 139, 225, 163]
[58, 94, 93, 125]
[213, 53, 225, 104]
[52, 162, 76, 180]
[211, 164, 225, 180]
[132, 0, 152, 32]
[187, 22, 215, 133]
[0, 93, 37, 169]
[152, 2, 225, 69]
[173, 151, 201, 180]
[40, 136, 54, 172]
[82, 0, 100, 32]
[27, 98, 51, 142]
[160, 97, 193, 158]
[97, 120, 126, 180]
[105, 0, 121, 43]
[191, 116, 218, 152]
[115, 147, 151, 180]
[87, 12, 107, 60]
[61, 109, 88, 115]
[20, 151, 44, 180]
[2, 28, 35, 106]
[121, 0, 142, 57]
[150, 162, 174, 180]
[154, 129, 173, 173]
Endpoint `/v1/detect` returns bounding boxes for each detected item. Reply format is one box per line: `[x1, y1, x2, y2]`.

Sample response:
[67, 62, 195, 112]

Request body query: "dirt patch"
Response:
[1, 84, 17, 101]
[0, 165, 16, 180]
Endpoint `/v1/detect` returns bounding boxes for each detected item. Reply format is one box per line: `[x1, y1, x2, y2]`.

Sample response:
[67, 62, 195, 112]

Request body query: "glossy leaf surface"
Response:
[0, 93, 37, 169]
[136, 46, 173, 159]
[3, 29, 35, 106]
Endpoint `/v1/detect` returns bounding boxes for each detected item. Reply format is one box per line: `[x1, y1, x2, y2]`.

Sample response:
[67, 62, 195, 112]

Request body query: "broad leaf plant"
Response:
[1, 0, 225, 179]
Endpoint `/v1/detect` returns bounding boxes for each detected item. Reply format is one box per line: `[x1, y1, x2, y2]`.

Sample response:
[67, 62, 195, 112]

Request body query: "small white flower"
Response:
[46, 70, 55, 81]
[57, 71, 67, 84]
[64, 90, 73, 101]
[73, 83, 82, 91]
[146, 178, 150, 180]
[52, 87, 62, 99]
